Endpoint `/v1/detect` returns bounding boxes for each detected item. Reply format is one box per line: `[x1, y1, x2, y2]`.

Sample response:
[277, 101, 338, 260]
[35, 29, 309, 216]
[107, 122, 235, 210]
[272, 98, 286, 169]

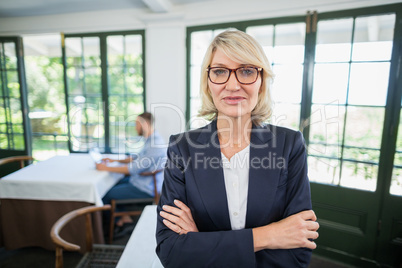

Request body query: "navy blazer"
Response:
[156, 120, 312, 267]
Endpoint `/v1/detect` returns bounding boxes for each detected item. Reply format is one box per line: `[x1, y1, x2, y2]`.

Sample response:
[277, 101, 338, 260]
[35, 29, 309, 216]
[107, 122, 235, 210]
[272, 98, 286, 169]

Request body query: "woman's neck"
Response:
[216, 114, 252, 148]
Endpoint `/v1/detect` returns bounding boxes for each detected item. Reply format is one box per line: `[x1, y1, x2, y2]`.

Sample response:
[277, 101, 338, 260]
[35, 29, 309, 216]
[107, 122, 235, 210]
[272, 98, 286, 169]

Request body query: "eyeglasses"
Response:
[207, 66, 262, 85]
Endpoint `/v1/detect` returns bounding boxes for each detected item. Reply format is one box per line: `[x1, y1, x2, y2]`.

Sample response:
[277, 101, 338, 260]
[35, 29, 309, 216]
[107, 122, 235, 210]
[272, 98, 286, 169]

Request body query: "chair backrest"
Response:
[139, 169, 163, 204]
[0, 156, 34, 178]
[0, 155, 34, 168]
[50, 205, 111, 268]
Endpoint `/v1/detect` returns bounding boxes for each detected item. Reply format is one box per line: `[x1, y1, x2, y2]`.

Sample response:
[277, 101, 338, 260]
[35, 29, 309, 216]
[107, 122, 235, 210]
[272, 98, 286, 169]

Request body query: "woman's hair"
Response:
[198, 29, 275, 125]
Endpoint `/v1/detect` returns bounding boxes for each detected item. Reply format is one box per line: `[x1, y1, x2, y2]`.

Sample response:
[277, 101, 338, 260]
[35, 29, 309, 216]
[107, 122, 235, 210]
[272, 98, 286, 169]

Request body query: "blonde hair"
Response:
[198, 30, 274, 125]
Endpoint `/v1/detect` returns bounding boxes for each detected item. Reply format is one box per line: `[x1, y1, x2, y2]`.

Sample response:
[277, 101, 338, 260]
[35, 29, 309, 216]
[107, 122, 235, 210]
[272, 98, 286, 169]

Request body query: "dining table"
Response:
[0, 153, 123, 252]
[117, 205, 163, 268]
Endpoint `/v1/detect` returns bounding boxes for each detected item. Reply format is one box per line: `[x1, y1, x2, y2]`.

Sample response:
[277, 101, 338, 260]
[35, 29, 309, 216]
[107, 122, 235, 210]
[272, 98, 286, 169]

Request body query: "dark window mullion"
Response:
[338, 16, 357, 185]
[100, 35, 110, 153]
[300, 13, 317, 143]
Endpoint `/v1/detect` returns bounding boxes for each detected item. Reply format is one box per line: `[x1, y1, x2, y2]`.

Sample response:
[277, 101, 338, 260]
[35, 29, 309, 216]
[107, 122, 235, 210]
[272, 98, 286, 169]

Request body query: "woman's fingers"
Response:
[162, 219, 182, 234]
[160, 200, 199, 234]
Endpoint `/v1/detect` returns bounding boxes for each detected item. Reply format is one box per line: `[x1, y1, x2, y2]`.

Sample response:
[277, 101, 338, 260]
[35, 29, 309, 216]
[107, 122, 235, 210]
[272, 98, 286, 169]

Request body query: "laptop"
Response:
[89, 148, 103, 164]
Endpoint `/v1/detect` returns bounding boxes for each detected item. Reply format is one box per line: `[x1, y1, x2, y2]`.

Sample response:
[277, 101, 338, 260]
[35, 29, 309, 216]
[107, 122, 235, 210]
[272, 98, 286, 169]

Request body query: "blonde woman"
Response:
[156, 30, 319, 267]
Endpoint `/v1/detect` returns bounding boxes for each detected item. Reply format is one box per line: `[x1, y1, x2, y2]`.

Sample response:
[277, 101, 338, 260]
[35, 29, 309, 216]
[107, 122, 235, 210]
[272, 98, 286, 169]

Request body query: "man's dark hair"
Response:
[138, 112, 153, 124]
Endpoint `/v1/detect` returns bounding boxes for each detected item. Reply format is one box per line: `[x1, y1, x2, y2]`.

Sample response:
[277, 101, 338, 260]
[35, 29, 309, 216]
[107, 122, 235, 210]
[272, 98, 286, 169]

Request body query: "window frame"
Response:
[62, 30, 146, 154]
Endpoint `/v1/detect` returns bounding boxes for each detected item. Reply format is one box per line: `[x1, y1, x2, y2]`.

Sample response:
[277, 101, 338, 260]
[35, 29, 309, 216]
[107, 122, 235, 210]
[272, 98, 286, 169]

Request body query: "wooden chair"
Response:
[50, 205, 125, 268]
[109, 169, 163, 244]
[0, 155, 34, 169]
[0, 155, 34, 178]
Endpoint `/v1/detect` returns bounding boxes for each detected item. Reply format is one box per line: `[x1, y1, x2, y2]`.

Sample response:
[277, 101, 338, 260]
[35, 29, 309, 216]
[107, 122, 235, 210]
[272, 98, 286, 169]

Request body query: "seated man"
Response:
[96, 112, 166, 227]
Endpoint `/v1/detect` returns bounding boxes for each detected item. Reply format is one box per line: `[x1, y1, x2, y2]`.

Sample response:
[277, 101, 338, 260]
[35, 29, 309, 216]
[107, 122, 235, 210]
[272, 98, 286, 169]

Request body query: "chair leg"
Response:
[55, 247, 63, 268]
[109, 200, 116, 244]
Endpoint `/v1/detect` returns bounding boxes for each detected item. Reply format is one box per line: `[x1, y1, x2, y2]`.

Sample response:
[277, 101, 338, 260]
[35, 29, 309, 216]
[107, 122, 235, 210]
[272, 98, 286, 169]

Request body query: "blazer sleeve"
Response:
[155, 135, 256, 268]
[283, 130, 313, 267]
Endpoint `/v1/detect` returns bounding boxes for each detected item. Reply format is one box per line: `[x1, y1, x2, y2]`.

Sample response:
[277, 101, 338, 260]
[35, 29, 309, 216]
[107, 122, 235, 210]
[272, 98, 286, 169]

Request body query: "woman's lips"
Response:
[222, 96, 246, 105]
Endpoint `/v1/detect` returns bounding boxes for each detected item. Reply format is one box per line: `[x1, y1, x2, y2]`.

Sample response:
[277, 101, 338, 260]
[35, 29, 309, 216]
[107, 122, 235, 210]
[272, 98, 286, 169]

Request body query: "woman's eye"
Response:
[239, 68, 256, 76]
[213, 69, 228, 76]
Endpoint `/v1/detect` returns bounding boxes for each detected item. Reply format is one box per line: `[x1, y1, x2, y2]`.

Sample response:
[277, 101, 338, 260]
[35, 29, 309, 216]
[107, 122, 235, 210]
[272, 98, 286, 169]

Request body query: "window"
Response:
[188, 28, 231, 129]
[63, 31, 145, 154]
[24, 34, 69, 161]
[308, 14, 396, 191]
[0, 40, 26, 151]
[247, 23, 305, 130]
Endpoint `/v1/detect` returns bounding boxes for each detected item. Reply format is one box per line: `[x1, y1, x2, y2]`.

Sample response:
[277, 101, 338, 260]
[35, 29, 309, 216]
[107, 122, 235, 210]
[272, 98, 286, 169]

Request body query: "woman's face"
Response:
[208, 48, 262, 121]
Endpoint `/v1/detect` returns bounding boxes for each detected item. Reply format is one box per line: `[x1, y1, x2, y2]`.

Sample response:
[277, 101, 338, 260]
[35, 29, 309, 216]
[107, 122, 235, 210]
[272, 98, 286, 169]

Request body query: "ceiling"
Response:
[0, 0, 210, 18]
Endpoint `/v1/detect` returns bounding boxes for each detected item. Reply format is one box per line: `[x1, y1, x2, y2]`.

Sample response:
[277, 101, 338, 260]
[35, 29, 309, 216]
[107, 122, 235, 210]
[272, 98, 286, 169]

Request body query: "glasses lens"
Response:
[236, 67, 258, 84]
[209, 68, 230, 84]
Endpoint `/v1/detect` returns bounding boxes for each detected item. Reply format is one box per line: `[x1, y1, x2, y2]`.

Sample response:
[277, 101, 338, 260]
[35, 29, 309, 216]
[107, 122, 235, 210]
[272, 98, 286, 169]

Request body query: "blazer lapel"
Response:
[246, 124, 282, 228]
[190, 120, 231, 230]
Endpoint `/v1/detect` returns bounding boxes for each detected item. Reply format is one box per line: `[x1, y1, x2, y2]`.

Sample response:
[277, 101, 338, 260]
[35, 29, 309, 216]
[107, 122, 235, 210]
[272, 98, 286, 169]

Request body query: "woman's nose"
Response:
[225, 71, 240, 90]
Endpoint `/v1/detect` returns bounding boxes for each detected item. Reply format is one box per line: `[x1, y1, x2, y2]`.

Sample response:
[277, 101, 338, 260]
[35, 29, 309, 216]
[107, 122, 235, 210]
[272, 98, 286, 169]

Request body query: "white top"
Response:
[221, 145, 250, 230]
[117, 205, 163, 268]
[0, 154, 122, 206]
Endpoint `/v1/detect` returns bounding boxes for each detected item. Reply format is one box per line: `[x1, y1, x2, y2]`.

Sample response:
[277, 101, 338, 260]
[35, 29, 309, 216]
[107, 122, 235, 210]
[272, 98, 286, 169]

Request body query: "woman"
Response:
[156, 30, 319, 267]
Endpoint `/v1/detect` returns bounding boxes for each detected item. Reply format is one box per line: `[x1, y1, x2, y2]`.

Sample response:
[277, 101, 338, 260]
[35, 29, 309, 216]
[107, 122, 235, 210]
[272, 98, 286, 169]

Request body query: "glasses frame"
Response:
[206, 66, 263, 85]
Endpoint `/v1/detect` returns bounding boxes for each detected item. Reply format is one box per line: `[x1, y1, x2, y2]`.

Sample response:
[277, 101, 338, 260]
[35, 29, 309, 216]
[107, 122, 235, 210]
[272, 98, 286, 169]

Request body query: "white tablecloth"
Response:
[117, 205, 163, 268]
[0, 154, 122, 206]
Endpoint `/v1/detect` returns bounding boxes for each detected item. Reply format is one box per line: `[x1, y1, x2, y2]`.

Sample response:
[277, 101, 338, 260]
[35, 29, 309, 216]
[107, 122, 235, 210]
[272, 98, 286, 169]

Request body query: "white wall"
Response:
[0, 0, 400, 141]
[145, 21, 187, 142]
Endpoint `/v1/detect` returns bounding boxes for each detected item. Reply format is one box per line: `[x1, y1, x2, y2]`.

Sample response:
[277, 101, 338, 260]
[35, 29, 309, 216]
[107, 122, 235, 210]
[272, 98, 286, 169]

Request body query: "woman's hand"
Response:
[253, 210, 319, 252]
[160, 199, 199, 235]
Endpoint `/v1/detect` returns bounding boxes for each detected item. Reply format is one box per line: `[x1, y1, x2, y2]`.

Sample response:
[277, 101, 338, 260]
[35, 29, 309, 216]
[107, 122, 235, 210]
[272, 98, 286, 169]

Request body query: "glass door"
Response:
[0, 37, 31, 176]
[308, 11, 398, 266]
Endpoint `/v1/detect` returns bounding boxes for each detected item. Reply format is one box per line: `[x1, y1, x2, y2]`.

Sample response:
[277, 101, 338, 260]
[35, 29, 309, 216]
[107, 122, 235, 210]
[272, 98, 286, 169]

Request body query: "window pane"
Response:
[340, 161, 378, 191]
[125, 35, 142, 64]
[83, 37, 100, 68]
[308, 156, 341, 185]
[348, 62, 390, 106]
[312, 63, 349, 104]
[315, 18, 353, 62]
[67, 67, 84, 95]
[109, 66, 125, 94]
[107, 34, 144, 154]
[271, 103, 300, 130]
[271, 64, 303, 103]
[191, 31, 213, 66]
[107, 35, 124, 66]
[24, 33, 68, 160]
[7, 70, 20, 98]
[352, 14, 395, 61]
[65, 38, 83, 67]
[189, 29, 230, 129]
[248, 23, 305, 129]
[247, 25, 274, 65]
[273, 23, 305, 64]
[247, 25, 274, 47]
[85, 67, 102, 94]
[4, 42, 17, 69]
[126, 67, 143, 95]
[344, 107, 384, 150]
[191, 66, 201, 98]
[309, 104, 344, 158]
